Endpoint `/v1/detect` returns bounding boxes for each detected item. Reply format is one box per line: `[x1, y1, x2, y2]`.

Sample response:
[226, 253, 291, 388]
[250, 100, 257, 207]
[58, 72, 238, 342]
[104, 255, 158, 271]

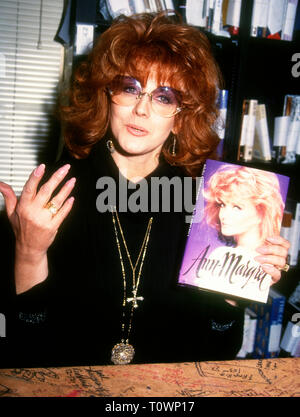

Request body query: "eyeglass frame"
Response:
[107, 76, 183, 118]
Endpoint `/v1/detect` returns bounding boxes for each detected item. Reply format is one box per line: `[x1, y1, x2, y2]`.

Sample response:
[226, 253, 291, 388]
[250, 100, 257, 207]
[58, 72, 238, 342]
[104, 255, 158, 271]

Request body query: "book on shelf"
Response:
[250, 0, 270, 38]
[249, 288, 286, 358]
[265, 0, 286, 39]
[241, 94, 300, 165]
[185, 0, 241, 37]
[222, 0, 242, 36]
[178, 159, 289, 303]
[185, 0, 207, 28]
[289, 281, 300, 310]
[236, 308, 258, 358]
[252, 103, 272, 162]
[105, 0, 175, 18]
[280, 320, 300, 357]
[282, 0, 299, 41]
[280, 210, 293, 265]
[289, 201, 300, 266]
[237, 99, 258, 162]
[251, 0, 299, 40]
[282, 199, 300, 266]
[282, 95, 300, 165]
[273, 115, 290, 163]
[215, 89, 228, 159]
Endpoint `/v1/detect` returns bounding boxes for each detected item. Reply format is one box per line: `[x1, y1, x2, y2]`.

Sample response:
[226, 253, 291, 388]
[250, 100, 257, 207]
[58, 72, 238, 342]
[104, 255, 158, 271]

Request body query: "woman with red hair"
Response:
[0, 12, 289, 367]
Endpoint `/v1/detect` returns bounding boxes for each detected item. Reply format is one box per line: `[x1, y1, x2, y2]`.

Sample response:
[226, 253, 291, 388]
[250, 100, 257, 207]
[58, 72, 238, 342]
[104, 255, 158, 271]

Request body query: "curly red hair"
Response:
[60, 12, 222, 177]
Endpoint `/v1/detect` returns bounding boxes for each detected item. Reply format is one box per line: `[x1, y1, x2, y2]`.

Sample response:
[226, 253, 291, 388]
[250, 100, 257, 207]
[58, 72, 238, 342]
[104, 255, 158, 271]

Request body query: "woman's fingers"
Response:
[35, 164, 71, 207]
[256, 238, 289, 265]
[0, 181, 18, 218]
[46, 177, 76, 212]
[265, 235, 290, 249]
[19, 164, 46, 205]
[52, 196, 75, 228]
[255, 235, 290, 285]
[260, 264, 281, 284]
[44, 177, 76, 226]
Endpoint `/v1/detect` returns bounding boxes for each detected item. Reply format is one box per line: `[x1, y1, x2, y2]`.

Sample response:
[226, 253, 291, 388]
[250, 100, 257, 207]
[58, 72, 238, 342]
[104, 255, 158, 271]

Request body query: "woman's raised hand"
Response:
[0, 164, 76, 293]
[255, 235, 290, 285]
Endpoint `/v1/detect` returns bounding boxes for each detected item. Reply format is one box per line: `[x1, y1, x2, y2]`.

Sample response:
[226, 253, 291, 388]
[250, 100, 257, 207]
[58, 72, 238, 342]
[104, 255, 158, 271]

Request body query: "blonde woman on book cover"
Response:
[200, 165, 287, 300]
[0, 12, 290, 368]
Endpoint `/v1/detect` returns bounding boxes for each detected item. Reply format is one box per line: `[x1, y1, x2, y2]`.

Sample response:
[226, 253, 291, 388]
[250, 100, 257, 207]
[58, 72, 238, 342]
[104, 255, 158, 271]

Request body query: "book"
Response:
[280, 211, 293, 264]
[252, 104, 272, 161]
[289, 202, 300, 266]
[223, 0, 242, 36]
[178, 159, 289, 303]
[281, 0, 299, 40]
[211, 0, 227, 35]
[251, 0, 270, 38]
[289, 281, 300, 310]
[237, 99, 258, 162]
[105, 0, 175, 17]
[272, 115, 290, 163]
[282, 95, 300, 164]
[250, 288, 286, 358]
[266, 0, 287, 39]
[280, 320, 300, 356]
[236, 308, 258, 358]
[185, 0, 207, 27]
[215, 89, 228, 159]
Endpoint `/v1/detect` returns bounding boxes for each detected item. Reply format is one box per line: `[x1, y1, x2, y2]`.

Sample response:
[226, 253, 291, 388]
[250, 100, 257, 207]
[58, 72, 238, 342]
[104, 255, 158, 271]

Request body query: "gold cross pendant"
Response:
[127, 288, 144, 308]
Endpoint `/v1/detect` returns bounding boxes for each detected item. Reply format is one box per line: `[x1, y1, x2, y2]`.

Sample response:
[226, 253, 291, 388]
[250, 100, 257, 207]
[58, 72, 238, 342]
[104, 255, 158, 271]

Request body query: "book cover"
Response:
[250, 288, 286, 358]
[178, 159, 289, 303]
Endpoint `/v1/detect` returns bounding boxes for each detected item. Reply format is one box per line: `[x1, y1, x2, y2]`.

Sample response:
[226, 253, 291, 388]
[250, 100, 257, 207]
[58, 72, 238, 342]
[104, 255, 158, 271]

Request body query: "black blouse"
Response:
[0, 139, 244, 368]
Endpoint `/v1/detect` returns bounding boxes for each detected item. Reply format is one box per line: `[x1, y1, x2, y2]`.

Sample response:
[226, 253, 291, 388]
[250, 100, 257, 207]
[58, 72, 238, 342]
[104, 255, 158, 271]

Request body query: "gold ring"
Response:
[45, 201, 58, 216]
[278, 263, 290, 272]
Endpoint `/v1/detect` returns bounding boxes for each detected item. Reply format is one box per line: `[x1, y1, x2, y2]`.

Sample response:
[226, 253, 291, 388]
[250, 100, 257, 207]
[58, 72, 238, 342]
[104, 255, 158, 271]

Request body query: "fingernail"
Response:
[254, 256, 269, 263]
[261, 263, 273, 268]
[266, 236, 279, 243]
[58, 164, 71, 177]
[67, 177, 76, 187]
[256, 246, 268, 254]
[34, 164, 45, 177]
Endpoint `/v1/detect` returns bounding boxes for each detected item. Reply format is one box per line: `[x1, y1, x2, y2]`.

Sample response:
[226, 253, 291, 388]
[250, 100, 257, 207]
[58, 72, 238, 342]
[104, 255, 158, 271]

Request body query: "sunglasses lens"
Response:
[152, 87, 181, 117]
[109, 76, 181, 117]
[110, 76, 141, 105]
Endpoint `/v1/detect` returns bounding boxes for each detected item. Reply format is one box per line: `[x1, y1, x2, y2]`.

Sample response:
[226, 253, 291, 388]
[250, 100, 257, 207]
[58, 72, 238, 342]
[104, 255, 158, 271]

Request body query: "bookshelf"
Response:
[57, 0, 300, 357]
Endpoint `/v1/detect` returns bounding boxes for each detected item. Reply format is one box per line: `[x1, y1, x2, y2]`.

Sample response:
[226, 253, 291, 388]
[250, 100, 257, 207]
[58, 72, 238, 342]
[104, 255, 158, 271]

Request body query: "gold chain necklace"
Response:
[111, 206, 153, 365]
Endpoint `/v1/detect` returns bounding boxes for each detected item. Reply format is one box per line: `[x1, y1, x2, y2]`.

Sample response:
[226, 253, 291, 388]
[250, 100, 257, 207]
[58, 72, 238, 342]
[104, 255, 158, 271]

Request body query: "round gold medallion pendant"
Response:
[111, 343, 135, 365]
